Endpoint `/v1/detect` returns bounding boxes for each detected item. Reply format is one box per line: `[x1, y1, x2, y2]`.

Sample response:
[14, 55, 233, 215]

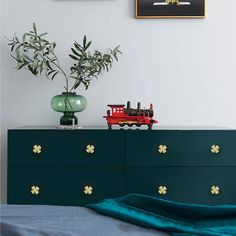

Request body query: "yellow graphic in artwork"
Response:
[31, 186, 40, 195]
[153, 0, 190, 7]
[165, 0, 180, 5]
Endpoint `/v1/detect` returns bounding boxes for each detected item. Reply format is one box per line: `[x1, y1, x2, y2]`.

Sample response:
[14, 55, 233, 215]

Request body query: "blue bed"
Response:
[2, 194, 236, 236]
[0, 204, 168, 236]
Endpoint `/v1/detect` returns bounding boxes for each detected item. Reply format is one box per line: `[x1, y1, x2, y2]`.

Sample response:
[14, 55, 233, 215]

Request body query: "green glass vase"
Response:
[51, 92, 87, 126]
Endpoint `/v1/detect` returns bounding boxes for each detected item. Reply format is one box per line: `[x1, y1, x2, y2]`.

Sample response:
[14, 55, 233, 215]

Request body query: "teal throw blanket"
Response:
[87, 194, 236, 236]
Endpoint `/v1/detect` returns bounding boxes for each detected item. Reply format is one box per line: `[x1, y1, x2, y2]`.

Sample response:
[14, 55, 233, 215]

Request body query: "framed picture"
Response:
[136, 0, 205, 19]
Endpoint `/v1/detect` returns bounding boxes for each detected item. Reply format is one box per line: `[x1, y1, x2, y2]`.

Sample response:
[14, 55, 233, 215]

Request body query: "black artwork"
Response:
[136, 0, 205, 18]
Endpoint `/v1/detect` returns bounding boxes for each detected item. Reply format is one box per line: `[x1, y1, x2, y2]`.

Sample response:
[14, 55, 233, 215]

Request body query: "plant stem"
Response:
[69, 68, 90, 92]
[46, 54, 69, 92]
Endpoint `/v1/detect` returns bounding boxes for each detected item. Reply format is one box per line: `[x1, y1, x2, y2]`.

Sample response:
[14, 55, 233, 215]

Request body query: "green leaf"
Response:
[82, 80, 90, 90]
[11, 44, 16, 52]
[51, 58, 58, 62]
[70, 75, 78, 80]
[23, 33, 26, 42]
[70, 67, 77, 73]
[51, 71, 59, 80]
[74, 80, 82, 89]
[69, 54, 80, 61]
[113, 53, 118, 61]
[46, 60, 53, 70]
[83, 35, 87, 49]
[15, 44, 23, 53]
[114, 45, 120, 51]
[18, 63, 26, 70]
[10, 54, 22, 63]
[24, 33, 35, 37]
[74, 42, 83, 52]
[41, 39, 49, 43]
[28, 65, 37, 75]
[47, 70, 56, 75]
[84, 41, 92, 51]
[71, 48, 82, 57]
[33, 68, 38, 75]
[39, 32, 48, 37]
[33, 53, 38, 60]
[33, 23, 37, 35]
[113, 46, 122, 55]
[39, 62, 44, 74]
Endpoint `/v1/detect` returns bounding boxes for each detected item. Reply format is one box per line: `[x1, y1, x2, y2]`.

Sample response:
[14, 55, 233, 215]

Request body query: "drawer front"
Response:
[8, 130, 124, 166]
[8, 167, 124, 206]
[126, 167, 236, 205]
[126, 130, 236, 166]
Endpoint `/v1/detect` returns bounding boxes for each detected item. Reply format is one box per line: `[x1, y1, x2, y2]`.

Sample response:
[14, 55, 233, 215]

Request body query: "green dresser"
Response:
[8, 128, 125, 206]
[8, 127, 236, 206]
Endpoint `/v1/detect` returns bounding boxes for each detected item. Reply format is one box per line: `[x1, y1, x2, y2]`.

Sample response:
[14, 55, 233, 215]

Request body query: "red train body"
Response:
[103, 101, 158, 129]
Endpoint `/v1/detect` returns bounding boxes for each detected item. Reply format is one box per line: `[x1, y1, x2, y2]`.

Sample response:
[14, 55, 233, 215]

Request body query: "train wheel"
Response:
[148, 124, 152, 130]
[108, 124, 112, 129]
[136, 124, 141, 127]
[119, 123, 125, 127]
[128, 124, 133, 127]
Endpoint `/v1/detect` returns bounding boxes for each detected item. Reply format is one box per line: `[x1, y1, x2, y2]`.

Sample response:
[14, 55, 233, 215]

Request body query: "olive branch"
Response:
[7, 23, 122, 92]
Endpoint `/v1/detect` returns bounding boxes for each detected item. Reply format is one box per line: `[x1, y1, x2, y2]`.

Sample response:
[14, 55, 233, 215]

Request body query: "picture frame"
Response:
[136, 0, 205, 19]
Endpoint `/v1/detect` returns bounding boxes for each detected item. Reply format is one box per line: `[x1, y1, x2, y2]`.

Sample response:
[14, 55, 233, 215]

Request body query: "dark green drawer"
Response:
[8, 167, 124, 206]
[8, 130, 124, 166]
[126, 167, 236, 205]
[126, 130, 236, 166]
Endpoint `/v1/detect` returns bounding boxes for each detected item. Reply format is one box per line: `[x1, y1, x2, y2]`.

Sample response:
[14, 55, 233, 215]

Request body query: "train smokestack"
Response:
[127, 101, 131, 109]
[137, 102, 141, 110]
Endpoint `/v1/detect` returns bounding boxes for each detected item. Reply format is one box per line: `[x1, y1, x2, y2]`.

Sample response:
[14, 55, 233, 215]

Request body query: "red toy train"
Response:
[103, 101, 158, 129]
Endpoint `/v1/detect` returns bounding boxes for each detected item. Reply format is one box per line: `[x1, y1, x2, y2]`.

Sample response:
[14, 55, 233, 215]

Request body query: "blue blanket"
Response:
[87, 193, 236, 236]
[1, 204, 166, 236]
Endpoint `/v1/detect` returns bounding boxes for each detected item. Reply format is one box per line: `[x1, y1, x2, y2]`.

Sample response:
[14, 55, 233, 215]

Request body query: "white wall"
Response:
[1, 0, 236, 203]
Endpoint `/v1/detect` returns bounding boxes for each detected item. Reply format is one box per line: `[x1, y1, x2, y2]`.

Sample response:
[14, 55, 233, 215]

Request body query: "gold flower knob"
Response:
[211, 145, 220, 154]
[84, 186, 93, 195]
[211, 186, 220, 195]
[33, 145, 42, 154]
[158, 186, 167, 195]
[31, 186, 40, 195]
[158, 145, 167, 154]
[86, 145, 95, 154]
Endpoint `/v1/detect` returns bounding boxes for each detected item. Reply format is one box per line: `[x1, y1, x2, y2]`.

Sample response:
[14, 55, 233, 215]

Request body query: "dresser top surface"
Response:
[9, 126, 233, 131]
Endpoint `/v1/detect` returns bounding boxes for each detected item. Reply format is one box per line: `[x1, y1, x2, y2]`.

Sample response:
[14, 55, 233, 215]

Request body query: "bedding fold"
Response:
[87, 193, 236, 236]
[1, 204, 166, 236]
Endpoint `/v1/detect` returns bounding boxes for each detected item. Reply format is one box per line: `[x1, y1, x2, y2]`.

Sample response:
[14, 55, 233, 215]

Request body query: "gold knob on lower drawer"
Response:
[33, 145, 42, 154]
[84, 186, 93, 195]
[211, 145, 220, 154]
[31, 186, 40, 195]
[86, 145, 95, 154]
[158, 186, 167, 195]
[158, 145, 167, 154]
[211, 186, 220, 195]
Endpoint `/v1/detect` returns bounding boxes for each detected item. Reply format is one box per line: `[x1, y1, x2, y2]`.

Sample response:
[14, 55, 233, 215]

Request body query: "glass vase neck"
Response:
[62, 92, 76, 95]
